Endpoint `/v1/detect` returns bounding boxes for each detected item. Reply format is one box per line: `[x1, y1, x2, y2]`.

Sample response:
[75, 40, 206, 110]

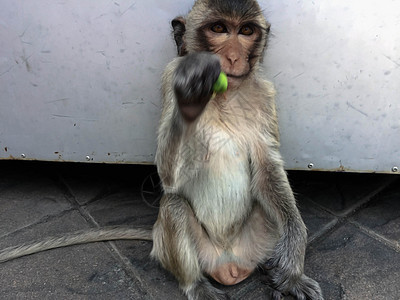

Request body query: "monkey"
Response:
[0, 1, 323, 299]
[151, 0, 323, 299]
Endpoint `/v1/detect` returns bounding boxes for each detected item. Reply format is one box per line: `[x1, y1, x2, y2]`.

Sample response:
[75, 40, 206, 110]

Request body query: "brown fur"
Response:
[152, 1, 323, 299]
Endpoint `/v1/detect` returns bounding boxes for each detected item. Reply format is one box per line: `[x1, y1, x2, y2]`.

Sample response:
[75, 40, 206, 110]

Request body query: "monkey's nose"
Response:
[227, 56, 239, 66]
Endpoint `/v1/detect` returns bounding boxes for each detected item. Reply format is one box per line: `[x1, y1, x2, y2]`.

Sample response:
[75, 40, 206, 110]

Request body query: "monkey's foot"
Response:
[260, 265, 323, 300]
[287, 274, 323, 300]
[185, 279, 230, 300]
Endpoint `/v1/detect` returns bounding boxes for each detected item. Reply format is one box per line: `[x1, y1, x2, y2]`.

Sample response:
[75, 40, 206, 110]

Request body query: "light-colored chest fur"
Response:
[175, 93, 261, 236]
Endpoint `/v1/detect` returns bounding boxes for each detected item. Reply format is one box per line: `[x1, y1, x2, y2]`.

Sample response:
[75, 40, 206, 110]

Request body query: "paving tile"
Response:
[114, 240, 184, 300]
[61, 175, 120, 206]
[297, 195, 337, 241]
[85, 190, 175, 299]
[84, 189, 171, 299]
[225, 276, 275, 300]
[59, 164, 155, 205]
[1, 161, 399, 300]
[0, 210, 86, 249]
[352, 179, 400, 242]
[305, 223, 400, 300]
[0, 211, 149, 299]
[0, 244, 148, 299]
[84, 189, 158, 227]
[289, 172, 393, 216]
[0, 175, 72, 236]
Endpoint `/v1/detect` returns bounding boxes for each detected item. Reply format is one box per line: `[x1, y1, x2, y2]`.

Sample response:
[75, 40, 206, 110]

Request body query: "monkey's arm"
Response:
[0, 226, 152, 263]
[156, 58, 184, 190]
[257, 79, 280, 144]
[250, 142, 308, 289]
[251, 141, 323, 298]
[156, 52, 221, 189]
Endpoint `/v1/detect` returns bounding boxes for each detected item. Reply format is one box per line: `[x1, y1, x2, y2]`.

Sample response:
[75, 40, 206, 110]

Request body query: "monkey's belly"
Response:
[179, 134, 252, 230]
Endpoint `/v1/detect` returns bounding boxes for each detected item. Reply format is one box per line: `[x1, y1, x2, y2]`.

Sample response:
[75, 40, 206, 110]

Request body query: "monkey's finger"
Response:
[271, 290, 284, 300]
[263, 258, 278, 270]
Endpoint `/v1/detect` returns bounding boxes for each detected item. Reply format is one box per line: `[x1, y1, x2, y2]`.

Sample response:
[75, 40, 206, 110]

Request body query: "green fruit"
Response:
[212, 72, 228, 93]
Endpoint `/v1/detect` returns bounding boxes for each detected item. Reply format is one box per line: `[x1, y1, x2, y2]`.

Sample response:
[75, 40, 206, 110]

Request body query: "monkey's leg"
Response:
[251, 147, 323, 300]
[150, 194, 229, 300]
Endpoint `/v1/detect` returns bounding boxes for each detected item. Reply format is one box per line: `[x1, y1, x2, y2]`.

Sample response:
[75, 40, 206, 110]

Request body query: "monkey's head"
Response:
[172, 0, 270, 89]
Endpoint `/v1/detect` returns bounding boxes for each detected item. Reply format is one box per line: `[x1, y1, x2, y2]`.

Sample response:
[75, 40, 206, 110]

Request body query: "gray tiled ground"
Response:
[0, 161, 399, 299]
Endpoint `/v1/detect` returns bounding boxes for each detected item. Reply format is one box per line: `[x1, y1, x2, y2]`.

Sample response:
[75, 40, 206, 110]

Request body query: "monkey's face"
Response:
[201, 20, 265, 89]
[184, 0, 269, 90]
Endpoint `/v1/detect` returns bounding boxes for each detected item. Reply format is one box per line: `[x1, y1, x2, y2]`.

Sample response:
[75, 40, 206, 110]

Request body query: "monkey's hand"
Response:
[262, 232, 323, 299]
[262, 245, 324, 300]
[173, 52, 221, 122]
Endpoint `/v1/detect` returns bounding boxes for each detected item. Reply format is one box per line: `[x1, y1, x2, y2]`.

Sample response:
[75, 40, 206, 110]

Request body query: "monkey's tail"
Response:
[0, 226, 153, 263]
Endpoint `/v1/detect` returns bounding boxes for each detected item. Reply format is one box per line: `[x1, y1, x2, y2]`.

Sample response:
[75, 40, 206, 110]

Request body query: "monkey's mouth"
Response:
[226, 73, 248, 79]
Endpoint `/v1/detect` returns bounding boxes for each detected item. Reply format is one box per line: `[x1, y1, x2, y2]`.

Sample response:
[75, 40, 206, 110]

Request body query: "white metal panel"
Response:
[0, 0, 192, 163]
[0, 1, 399, 173]
[262, 0, 400, 173]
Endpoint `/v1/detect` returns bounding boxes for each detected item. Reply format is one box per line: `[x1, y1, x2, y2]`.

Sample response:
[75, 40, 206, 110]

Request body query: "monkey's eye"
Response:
[211, 23, 227, 33]
[239, 25, 254, 36]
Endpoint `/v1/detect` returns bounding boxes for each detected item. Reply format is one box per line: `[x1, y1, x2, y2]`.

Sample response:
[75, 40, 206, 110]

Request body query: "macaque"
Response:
[151, 0, 323, 299]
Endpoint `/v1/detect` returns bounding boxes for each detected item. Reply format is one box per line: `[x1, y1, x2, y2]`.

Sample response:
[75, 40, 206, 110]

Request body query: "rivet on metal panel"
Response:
[85, 155, 91, 161]
[392, 166, 399, 173]
[21, 153, 26, 159]
[308, 163, 314, 169]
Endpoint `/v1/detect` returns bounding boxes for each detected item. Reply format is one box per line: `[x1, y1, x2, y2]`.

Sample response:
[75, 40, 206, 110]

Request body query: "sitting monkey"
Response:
[151, 0, 323, 299]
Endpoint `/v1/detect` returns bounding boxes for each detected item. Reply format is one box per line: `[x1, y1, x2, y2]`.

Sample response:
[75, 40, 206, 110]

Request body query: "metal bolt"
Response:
[21, 153, 26, 159]
[308, 163, 314, 169]
[392, 166, 399, 173]
[85, 155, 91, 161]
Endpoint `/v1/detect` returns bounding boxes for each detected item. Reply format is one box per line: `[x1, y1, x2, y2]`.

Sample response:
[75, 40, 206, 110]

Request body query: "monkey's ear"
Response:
[172, 16, 187, 56]
[266, 22, 271, 35]
[259, 22, 271, 63]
